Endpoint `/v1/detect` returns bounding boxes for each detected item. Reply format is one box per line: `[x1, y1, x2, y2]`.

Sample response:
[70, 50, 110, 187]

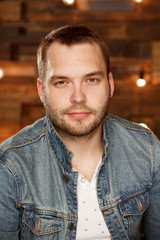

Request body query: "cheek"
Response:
[89, 87, 109, 102]
[48, 92, 70, 109]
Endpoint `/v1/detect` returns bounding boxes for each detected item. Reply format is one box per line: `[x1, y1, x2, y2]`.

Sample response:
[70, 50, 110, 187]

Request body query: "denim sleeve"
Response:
[0, 159, 20, 240]
[142, 133, 160, 239]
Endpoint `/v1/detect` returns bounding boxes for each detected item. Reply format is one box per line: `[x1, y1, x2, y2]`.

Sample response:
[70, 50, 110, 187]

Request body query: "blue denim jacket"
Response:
[0, 114, 160, 240]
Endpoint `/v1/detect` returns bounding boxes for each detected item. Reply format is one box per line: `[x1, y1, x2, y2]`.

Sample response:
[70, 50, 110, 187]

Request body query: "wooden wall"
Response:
[0, 0, 160, 142]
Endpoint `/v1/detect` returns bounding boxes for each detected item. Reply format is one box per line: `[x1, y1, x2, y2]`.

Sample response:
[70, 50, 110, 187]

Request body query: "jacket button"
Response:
[63, 174, 70, 183]
[68, 222, 74, 231]
[103, 210, 114, 215]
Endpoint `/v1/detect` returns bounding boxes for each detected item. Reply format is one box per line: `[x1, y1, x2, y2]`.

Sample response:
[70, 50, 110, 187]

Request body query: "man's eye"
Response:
[55, 80, 67, 87]
[88, 78, 98, 83]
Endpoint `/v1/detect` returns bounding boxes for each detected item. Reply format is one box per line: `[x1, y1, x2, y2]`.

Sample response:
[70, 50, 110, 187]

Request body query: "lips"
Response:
[67, 111, 90, 118]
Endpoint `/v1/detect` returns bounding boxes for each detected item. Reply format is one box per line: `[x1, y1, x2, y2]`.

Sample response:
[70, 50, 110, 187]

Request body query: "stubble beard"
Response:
[43, 93, 111, 139]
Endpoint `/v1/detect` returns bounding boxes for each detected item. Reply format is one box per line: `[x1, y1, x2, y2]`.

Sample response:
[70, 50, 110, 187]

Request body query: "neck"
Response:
[57, 124, 104, 181]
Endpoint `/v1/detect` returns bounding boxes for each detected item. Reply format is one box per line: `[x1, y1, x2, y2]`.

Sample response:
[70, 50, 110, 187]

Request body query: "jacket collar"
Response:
[44, 114, 73, 171]
[102, 116, 109, 159]
[44, 114, 109, 170]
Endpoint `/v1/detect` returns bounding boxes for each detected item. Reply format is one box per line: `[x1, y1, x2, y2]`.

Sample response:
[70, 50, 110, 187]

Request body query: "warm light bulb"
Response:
[0, 68, 4, 79]
[63, 0, 75, 6]
[136, 0, 142, 2]
[139, 123, 148, 129]
[137, 78, 146, 87]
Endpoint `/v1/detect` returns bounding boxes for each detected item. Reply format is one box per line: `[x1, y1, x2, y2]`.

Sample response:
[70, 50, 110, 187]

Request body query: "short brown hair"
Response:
[37, 25, 110, 81]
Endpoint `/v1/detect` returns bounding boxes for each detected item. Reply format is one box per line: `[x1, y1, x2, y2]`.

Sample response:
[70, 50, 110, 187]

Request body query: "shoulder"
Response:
[105, 114, 151, 134]
[104, 114, 160, 147]
[0, 117, 46, 158]
[104, 114, 160, 168]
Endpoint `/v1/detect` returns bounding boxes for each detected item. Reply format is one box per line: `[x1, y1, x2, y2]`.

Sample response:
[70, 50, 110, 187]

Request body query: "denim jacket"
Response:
[0, 114, 160, 240]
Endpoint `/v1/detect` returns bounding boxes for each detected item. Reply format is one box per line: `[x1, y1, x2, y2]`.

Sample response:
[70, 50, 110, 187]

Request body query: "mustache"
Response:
[62, 104, 95, 114]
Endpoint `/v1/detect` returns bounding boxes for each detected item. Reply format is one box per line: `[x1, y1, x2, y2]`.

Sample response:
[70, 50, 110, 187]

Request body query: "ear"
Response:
[37, 77, 44, 103]
[108, 72, 114, 97]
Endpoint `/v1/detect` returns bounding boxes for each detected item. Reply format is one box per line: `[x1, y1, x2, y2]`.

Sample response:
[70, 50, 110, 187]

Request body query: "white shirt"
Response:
[74, 159, 111, 240]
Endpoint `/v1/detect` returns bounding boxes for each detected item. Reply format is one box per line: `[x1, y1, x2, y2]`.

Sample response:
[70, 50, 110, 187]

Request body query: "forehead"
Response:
[46, 42, 106, 69]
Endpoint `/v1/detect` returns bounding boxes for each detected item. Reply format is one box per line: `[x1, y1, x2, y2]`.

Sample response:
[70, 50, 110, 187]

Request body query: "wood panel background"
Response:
[0, 0, 160, 142]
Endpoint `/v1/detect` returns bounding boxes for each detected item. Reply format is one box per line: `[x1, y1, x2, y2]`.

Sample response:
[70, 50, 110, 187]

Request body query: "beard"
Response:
[43, 92, 111, 138]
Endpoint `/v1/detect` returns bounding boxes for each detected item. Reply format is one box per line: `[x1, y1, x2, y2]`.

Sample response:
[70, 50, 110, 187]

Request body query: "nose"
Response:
[70, 84, 87, 104]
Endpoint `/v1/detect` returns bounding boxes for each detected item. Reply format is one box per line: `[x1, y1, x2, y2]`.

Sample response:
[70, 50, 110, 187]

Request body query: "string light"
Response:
[137, 78, 146, 87]
[137, 71, 146, 87]
[63, 0, 75, 6]
[0, 68, 4, 79]
[139, 123, 148, 128]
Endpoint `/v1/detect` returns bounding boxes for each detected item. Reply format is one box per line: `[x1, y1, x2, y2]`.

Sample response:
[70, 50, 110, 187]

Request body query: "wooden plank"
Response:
[22, 103, 45, 127]
[27, 12, 54, 22]
[0, 61, 37, 77]
[101, 24, 126, 40]
[0, 102, 21, 121]
[152, 41, 160, 70]
[152, 41, 160, 84]
[0, 120, 21, 143]
[18, 44, 37, 61]
[0, 43, 11, 60]
[0, 1, 21, 21]
[0, 27, 45, 43]
[0, 83, 40, 103]
[50, 11, 160, 22]
[76, 0, 89, 11]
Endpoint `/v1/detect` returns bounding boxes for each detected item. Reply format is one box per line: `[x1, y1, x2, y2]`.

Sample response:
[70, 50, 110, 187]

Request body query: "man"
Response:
[0, 25, 160, 240]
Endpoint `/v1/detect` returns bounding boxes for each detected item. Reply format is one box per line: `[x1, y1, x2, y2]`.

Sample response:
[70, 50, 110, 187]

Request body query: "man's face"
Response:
[37, 42, 114, 138]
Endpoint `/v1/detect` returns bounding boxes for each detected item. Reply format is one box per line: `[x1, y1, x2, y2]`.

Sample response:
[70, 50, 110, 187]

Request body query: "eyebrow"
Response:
[49, 70, 105, 82]
[49, 75, 68, 82]
[85, 70, 105, 77]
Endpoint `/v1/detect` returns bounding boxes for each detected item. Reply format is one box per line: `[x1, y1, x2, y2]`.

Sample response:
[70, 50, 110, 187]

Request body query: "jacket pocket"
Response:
[22, 208, 62, 239]
[119, 190, 149, 216]
[119, 190, 150, 238]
